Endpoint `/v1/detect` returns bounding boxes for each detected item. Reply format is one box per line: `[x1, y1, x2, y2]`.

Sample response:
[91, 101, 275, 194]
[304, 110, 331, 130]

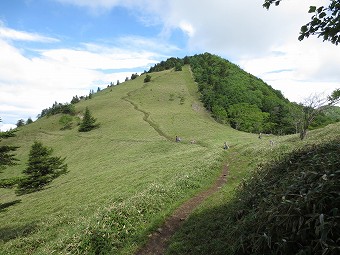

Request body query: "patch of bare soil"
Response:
[136, 164, 228, 255]
[191, 102, 201, 112]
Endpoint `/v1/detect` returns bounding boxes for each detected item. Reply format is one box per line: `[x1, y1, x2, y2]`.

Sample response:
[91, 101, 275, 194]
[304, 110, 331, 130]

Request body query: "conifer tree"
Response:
[17, 141, 67, 194]
[26, 117, 33, 125]
[131, 73, 138, 80]
[0, 118, 18, 172]
[71, 95, 80, 104]
[78, 107, 99, 132]
[0, 126, 19, 188]
[144, 74, 151, 83]
[16, 119, 25, 127]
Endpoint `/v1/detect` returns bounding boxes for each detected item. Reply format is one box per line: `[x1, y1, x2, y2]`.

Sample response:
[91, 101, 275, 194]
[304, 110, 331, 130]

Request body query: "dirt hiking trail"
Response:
[136, 163, 229, 255]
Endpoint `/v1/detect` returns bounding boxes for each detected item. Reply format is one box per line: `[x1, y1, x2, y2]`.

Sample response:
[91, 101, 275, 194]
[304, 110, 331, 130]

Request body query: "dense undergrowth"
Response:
[231, 140, 340, 254]
[167, 130, 340, 255]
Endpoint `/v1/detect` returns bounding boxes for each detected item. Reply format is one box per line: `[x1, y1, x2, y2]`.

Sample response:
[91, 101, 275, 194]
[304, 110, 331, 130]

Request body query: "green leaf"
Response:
[309, 6, 316, 13]
[263, 3, 270, 9]
[319, 12, 327, 19]
[301, 25, 308, 33]
[317, 6, 324, 13]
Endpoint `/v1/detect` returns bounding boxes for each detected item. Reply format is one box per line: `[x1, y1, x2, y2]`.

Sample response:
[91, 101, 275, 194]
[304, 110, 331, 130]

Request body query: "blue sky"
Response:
[1, 0, 339, 130]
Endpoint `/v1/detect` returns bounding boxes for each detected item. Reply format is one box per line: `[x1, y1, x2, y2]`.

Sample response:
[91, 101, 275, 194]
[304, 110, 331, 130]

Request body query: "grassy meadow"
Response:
[1, 65, 339, 254]
[0, 66, 255, 254]
[167, 122, 340, 254]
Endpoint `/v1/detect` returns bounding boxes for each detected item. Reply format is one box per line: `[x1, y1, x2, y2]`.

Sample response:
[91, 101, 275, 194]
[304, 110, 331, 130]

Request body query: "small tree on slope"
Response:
[0, 117, 21, 188]
[17, 141, 68, 194]
[78, 107, 99, 132]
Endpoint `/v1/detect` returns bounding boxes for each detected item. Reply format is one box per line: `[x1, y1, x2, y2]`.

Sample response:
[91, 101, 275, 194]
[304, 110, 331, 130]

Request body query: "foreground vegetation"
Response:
[1, 56, 339, 254]
[167, 123, 340, 255]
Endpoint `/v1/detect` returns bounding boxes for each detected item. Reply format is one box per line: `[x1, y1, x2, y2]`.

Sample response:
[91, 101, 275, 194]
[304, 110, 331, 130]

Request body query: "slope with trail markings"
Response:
[1, 65, 254, 254]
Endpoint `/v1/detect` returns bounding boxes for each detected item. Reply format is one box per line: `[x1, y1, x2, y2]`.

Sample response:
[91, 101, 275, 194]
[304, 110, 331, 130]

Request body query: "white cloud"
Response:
[0, 22, 59, 43]
[114, 36, 180, 55]
[52, 0, 329, 57]
[2, 0, 339, 126]
[0, 123, 17, 132]
[238, 37, 340, 103]
[145, 0, 338, 103]
[40, 47, 157, 70]
[0, 29, 163, 126]
[179, 21, 195, 37]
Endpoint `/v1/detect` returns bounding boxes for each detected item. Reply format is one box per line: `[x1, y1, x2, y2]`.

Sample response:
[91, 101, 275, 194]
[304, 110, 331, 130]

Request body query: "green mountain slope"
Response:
[148, 53, 339, 135]
[0, 65, 256, 254]
[149, 53, 298, 134]
[1, 60, 339, 255]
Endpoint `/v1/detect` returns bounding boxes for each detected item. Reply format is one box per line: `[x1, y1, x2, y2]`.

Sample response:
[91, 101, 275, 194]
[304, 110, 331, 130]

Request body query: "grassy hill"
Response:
[0, 65, 254, 254]
[1, 63, 339, 255]
[149, 53, 340, 136]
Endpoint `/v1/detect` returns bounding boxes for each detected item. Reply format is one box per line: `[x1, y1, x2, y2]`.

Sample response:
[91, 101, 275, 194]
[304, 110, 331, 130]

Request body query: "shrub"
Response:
[175, 63, 182, 71]
[59, 115, 73, 130]
[226, 139, 340, 255]
[144, 74, 151, 83]
[131, 73, 139, 80]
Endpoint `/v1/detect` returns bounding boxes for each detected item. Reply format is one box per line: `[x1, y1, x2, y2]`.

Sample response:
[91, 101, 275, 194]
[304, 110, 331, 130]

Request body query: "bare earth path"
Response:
[136, 163, 229, 255]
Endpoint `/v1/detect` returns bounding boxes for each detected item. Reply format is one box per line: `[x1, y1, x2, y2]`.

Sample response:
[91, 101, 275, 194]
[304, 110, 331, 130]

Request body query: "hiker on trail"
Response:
[175, 136, 181, 142]
[223, 141, 229, 150]
[258, 133, 262, 139]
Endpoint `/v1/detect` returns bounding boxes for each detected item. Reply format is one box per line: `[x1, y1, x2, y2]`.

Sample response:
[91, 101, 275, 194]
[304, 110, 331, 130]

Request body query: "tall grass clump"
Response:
[223, 138, 339, 255]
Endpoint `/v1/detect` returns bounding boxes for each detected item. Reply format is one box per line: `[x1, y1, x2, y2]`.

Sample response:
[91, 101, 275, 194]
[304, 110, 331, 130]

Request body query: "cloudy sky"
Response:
[1, 0, 339, 130]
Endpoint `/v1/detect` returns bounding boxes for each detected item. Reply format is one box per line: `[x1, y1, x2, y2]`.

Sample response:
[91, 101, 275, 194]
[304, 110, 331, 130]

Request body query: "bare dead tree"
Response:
[299, 89, 340, 140]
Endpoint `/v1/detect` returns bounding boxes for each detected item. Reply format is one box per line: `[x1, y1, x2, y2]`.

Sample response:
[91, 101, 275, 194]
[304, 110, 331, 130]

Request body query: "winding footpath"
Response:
[136, 163, 229, 255]
[122, 71, 229, 254]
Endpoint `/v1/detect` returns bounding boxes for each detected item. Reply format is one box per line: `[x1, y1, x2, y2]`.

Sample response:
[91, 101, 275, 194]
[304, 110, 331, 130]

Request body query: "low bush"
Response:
[226, 138, 340, 255]
[168, 138, 340, 255]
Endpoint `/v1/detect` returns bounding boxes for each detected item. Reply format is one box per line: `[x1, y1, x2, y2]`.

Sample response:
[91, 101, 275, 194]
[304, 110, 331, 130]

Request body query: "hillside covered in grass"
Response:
[167, 123, 340, 255]
[0, 65, 256, 254]
[1, 55, 339, 255]
[149, 53, 340, 135]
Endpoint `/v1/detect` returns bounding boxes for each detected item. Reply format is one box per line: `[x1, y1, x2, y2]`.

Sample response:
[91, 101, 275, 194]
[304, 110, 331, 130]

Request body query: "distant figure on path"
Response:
[223, 141, 229, 150]
[258, 133, 262, 139]
[175, 136, 181, 142]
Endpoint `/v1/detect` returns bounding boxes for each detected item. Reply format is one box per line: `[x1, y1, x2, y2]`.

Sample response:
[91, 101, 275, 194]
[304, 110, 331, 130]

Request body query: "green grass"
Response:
[2, 65, 338, 254]
[166, 123, 340, 255]
[0, 66, 256, 254]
